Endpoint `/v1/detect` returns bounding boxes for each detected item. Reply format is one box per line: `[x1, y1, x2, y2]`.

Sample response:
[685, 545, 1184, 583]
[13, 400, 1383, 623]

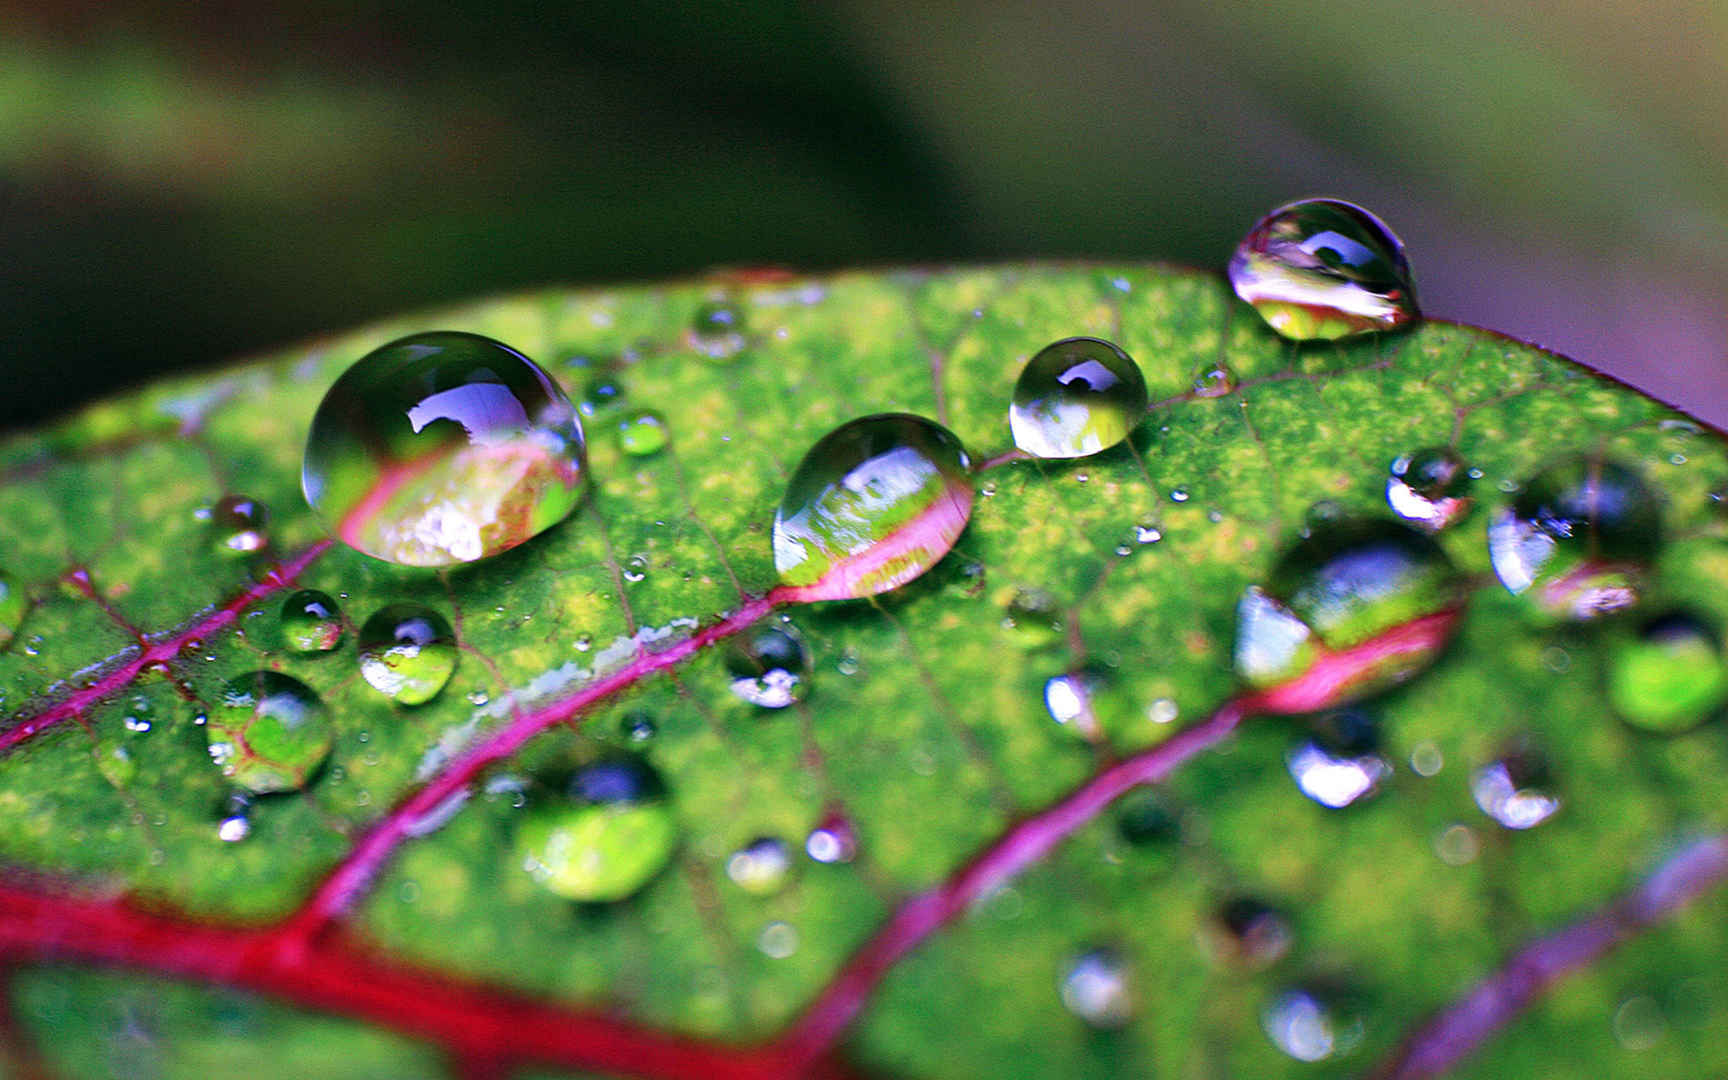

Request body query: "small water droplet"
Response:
[1060, 948, 1133, 1028]
[979, 480, 998, 498]
[757, 920, 799, 959]
[724, 623, 812, 709]
[690, 299, 747, 361]
[280, 589, 343, 654]
[1286, 741, 1389, 810]
[1191, 364, 1237, 398]
[205, 672, 332, 794]
[1472, 740, 1561, 829]
[1004, 588, 1064, 648]
[302, 331, 588, 566]
[726, 836, 793, 895]
[516, 757, 676, 902]
[1169, 486, 1190, 503]
[1409, 741, 1443, 777]
[1433, 822, 1480, 865]
[622, 554, 649, 583]
[122, 714, 153, 734]
[357, 603, 458, 705]
[574, 632, 594, 652]
[1229, 198, 1419, 341]
[578, 374, 626, 417]
[465, 689, 490, 706]
[217, 814, 251, 843]
[1387, 447, 1473, 530]
[1116, 787, 1180, 847]
[1262, 982, 1368, 1061]
[1214, 896, 1293, 968]
[211, 494, 270, 556]
[620, 712, 657, 742]
[1613, 994, 1667, 1051]
[1043, 667, 1123, 742]
[1609, 611, 1727, 733]
[1135, 517, 1164, 545]
[615, 408, 669, 457]
[772, 414, 973, 600]
[1009, 337, 1148, 459]
[805, 814, 858, 864]
[835, 652, 861, 677]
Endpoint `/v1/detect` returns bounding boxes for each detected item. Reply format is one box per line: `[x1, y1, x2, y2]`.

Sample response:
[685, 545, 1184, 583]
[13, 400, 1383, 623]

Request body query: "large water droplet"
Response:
[772, 414, 973, 600]
[1609, 612, 1727, 733]
[1060, 948, 1134, 1029]
[211, 494, 270, 556]
[1471, 740, 1561, 830]
[1236, 518, 1465, 699]
[724, 623, 811, 709]
[1386, 447, 1472, 530]
[1262, 982, 1367, 1061]
[204, 671, 332, 794]
[515, 757, 677, 903]
[0, 569, 26, 651]
[1009, 337, 1149, 459]
[1488, 456, 1662, 620]
[302, 331, 587, 566]
[1228, 198, 1418, 340]
[280, 589, 343, 654]
[726, 836, 793, 895]
[358, 602, 458, 705]
[614, 408, 669, 457]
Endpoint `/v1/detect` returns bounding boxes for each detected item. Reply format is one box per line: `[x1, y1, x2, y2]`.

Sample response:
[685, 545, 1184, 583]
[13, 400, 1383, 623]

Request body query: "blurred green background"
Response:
[3, 0, 1725, 431]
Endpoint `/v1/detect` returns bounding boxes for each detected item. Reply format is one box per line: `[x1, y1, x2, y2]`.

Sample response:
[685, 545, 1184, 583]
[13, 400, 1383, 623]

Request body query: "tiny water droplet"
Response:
[1213, 896, 1293, 968]
[726, 836, 793, 895]
[1613, 994, 1667, 1051]
[1262, 982, 1367, 1061]
[217, 814, 251, 843]
[1229, 198, 1418, 341]
[620, 712, 657, 742]
[302, 331, 587, 566]
[1609, 611, 1727, 733]
[574, 632, 594, 652]
[0, 570, 27, 652]
[280, 589, 343, 654]
[1004, 587, 1064, 648]
[1387, 447, 1472, 530]
[1191, 364, 1237, 398]
[1488, 455, 1661, 620]
[805, 814, 857, 863]
[690, 299, 747, 361]
[724, 623, 812, 709]
[1060, 948, 1134, 1028]
[1169, 486, 1190, 503]
[622, 554, 649, 583]
[757, 920, 799, 958]
[1287, 709, 1390, 808]
[578, 374, 626, 417]
[205, 672, 332, 794]
[1147, 698, 1178, 725]
[1434, 822, 1480, 865]
[1409, 741, 1443, 777]
[357, 603, 458, 705]
[122, 714, 153, 734]
[1074, 472, 1090, 484]
[615, 408, 669, 457]
[516, 757, 676, 902]
[465, 689, 490, 706]
[1472, 740, 1561, 829]
[1134, 518, 1164, 545]
[1043, 667, 1122, 742]
[1009, 337, 1148, 459]
[772, 414, 973, 600]
[836, 652, 861, 677]
[1116, 787, 1180, 847]
[979, 480, 998, 498]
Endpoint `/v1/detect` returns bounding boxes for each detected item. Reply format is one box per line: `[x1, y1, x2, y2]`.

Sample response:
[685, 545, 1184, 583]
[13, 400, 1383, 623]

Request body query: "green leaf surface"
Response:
[1, 263, 1725, 1079]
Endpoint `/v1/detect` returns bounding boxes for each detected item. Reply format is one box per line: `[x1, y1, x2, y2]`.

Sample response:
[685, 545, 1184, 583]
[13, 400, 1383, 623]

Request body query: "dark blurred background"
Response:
[3, 0, 1725, 431]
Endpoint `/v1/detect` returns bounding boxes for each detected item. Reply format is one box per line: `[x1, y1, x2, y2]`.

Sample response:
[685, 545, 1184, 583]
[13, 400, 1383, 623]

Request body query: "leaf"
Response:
[0, 264, 1725, 1080]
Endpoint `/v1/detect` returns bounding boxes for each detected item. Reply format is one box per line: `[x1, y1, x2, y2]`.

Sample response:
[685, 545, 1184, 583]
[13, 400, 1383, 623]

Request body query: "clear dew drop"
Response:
[724, 623, 812, 709]
[515, 757, 677, 903]
[772, 413, 973, 601]
[805, 814, 858, 864]
[726, 836, 793, 895]
[1191, 363, 1237, 399]
[615, 408, 669, 457]
[302, 331, 587, 567]
[1060, 948, 1134, 1029]
[1472, 740, 1561, 830]
[211, 494, 270, 557]
[1169, 486, 1190, 503]
[1228, 198, 1419, 341]
[578, 374, 626, 418]
[1609, 612, 1727, 733]
[280, 588, 343, 654]
[1386, 447, 1473, 530]
[690, 299, 747, 361]
[1262, 982, 1367, 1062]
[1487, 455, 1662, 620]
[1286, 708, 1391, 809]
[357, 602, 458, 706]
[1008, 337, 1149, 459]
[0, 568, 25, 652]
[204, 671, 332, 795]
[1004, 587, 1064, 648]
[622, 554, 649, 583]
[217, 813, 252, 843]
[1043, 666, 1126, 742]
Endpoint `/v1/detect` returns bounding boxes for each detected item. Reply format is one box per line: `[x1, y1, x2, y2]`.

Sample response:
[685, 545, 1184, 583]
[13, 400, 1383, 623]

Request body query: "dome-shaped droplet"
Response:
[358, 602, 458, 705]
[1211, 896, 1294, 968]
[614, 408, 669, 457]
[1262, 982, 1367, 1062]
[619, 712, 658, 743]
[1009, 337, 1148, 459]
[515, 757, 677, 903]
[1488, 455, 1662, 620]
[578, 374, 626, 418]
[302, 331, 587, 567]
[0, 569, 26, 652]
[1386, 447, 1472, 530]
[690, 299, 746, 361]
[1287, 709, 1391, 809]
[1609, 612, 1727, 733]
[1236, 518, 1466, 703]
[1229, 198, 1419, 340]
[726, 836, 793, 895]
[723, 623, 811, 709]
[1043, 666, 1129, 742]
[772, 414, 973, 601]
[280, 589, 343, 654]
[805, 813, 858, 864]
[1003, 587, 1064, 649]
[1471, 739, 1561, 830]
[211, 494, 270, 556]
[204, 671, 332, 794]
[1060, 948, 1134, 1029]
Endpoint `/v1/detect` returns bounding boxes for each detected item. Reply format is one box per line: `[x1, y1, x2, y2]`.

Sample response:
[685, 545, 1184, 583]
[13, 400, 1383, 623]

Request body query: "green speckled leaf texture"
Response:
[0, 264, 1725, 1080]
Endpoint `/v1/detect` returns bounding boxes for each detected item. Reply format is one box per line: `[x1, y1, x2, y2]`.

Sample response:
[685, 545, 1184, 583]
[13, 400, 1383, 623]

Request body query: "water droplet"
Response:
[1214, 896, 1293, 968]
[516, 757, 676, 902]
[302, 331, 587, 566]
[211, 494, 270, 556]
[1169, 486, 1191, 503]
[1134, 516, 1164, 545]
[122, 714, 153, 734]
[615, 408, 669, 457]
[0, 569, 25, 652]
[1286, 708, 1391, 809]
[1229, 198, 1419, 340]
[280, 589, 343, 654]
[578, 374, 626, 417]
[758, 920, 799, 958]
[1060, 948, 1134, 1028]
[772, 414, 973, 600]
[1613, 994, 1667, 1051]
[724, 623, 811, 709]
[805, 814, 858, 864]
[1387, 448, 1473, 530]
[1147, 697, 1179, 725]
[1236, 518, 1465, 700]
[358, 603, 458, 705]
[1004, 587, 1064, 648]
[204, 671, 332, 794]
[622, 554, 649, 583]
[1008, 337, 1148, 459]
[620, 712, 657, 743]
[1488, 455, 1662, 620]
[1262, 982, 1367, 1061]
[726, 836, 793, 895]
[574, 632, 594, 652]
[217, 814, 252, 843]
[1409, 741, 1443, 777]
[1609, 611, 1727, 733]
[979, 480, 998, 498]
[1191, 364, 1237, 398]
[1115, 787, 1180, 847]
[1433, 822, 1480, 865]
[1043, 667, 1125, 742]
[1472, 740, 1561, 829]
[690, 299, 746, 361]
